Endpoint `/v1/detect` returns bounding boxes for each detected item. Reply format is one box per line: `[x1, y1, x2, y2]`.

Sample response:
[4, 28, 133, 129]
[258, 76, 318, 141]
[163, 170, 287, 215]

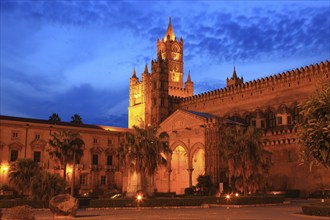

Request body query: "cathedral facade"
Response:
[0, 19, 329, 196]
[129, 18, 330, 195]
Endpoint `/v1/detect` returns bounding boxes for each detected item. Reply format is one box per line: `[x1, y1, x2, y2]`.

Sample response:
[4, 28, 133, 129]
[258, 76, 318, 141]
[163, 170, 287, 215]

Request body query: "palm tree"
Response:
[8, 159, 40, 195]
[297, 80, 330, 169]
[31, 171, 65, 200]
[48, 130, 85, 192]
[219, 125, 272, 195]
[49, 113, 61, 123]
[70, 114, 83, 124]
[118, 126, 171, 195]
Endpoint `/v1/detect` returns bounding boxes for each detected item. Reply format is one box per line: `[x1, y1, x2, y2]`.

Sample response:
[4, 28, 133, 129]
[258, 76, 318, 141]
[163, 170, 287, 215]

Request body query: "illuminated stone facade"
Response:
[128, 17, 193, 128]
[0, 116, 129, 194]
[130, 18, 330, 195]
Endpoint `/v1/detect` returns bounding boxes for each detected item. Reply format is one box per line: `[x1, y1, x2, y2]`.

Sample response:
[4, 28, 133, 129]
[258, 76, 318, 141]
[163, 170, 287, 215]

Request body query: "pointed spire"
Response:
[131, 67, 137, 78]
[187, 70, 192, 82]
[232, 66, 237, 79]
[144, 64, 149, 74]
[164, 16, 176, 42]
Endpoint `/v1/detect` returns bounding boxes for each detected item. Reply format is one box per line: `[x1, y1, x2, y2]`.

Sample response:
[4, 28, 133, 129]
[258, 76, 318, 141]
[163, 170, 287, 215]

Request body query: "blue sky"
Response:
[1, 0, 329, 127]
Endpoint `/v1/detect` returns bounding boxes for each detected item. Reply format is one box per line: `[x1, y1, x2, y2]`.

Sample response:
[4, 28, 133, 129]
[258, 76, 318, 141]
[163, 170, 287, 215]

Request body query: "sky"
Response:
[1, 0, 329, 128]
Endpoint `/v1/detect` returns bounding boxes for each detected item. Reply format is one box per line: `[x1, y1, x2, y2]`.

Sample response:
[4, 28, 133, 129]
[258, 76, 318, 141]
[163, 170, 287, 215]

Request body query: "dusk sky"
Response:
[1, 0, 329, 128]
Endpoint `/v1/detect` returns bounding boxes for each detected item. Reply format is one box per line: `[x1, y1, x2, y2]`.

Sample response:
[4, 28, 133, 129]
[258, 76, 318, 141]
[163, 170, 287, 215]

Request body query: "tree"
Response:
[196, 175, 212, 195]
[8, 159, 40, 195]
[70, 114, 83, 124]
[31, 172, 65, 200]
[48, 130, 85, 192]
[219, 125, 272, 195]
[297, 80, 330, 169]
[118, 126, 171, 195]
[49, 113, 61, 123]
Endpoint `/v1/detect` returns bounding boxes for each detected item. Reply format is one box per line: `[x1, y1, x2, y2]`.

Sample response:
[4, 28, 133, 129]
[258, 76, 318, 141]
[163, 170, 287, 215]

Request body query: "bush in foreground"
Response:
[302, 200, 330, 217]
[8, 205, 35, 220]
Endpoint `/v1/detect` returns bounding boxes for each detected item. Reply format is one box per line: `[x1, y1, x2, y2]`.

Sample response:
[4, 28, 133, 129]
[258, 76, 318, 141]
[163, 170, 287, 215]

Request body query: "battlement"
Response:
[179, 60, 329, 105]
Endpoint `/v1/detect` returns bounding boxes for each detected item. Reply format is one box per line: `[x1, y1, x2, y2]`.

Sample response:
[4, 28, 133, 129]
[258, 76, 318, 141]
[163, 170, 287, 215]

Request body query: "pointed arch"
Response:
[190, 142, 205, 156]
[170, 140, 188, 152]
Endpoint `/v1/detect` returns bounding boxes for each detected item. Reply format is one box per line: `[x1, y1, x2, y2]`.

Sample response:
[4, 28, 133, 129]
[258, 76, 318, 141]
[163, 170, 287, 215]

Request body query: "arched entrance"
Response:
[171, 145, 189, 194]
[192, 148, 205, 186]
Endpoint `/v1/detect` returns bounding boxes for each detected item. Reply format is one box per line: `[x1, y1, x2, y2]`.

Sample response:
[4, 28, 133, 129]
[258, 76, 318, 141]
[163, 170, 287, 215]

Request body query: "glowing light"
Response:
[226, 194, 230, 199]
[137, 194, 143, 201]
[66, 165, 73, 174]
[235, 193, 239, 197]
[1, 163, 9, 173]
[2, 166, 9, 172]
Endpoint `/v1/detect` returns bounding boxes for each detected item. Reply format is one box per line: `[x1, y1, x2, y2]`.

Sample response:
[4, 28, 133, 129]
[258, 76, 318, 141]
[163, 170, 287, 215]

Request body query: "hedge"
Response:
[90, 196, 285, 208]
[0, 200, 49, 208]
[302, 200, 330, 217]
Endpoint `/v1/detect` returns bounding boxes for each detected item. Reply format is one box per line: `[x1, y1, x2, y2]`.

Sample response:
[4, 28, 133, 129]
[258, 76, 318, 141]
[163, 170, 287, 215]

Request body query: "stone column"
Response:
[187, 168, 194, 188]
[166, 152, 172, 193]
[167, 169, 172, 193]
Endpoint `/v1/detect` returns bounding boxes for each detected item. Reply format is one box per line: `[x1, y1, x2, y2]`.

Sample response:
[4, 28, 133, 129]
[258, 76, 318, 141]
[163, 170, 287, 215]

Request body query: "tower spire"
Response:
[187, 70, 192, 82]
[232, 66, 237, 78]
[164, 16, 175, 42]
[144, 64, 149, 73]
[131, 67, 137, 78]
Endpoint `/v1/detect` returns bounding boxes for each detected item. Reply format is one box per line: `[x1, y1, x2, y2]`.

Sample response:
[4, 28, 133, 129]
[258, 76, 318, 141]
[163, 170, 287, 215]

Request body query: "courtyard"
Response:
[1, 199, 327, 220]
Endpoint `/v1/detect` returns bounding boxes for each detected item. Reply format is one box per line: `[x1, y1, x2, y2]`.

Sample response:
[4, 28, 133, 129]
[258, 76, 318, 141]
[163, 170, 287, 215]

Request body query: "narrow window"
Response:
[92, 154, 98, 165]
[80, 175, 87, 185]
[12, 132, 18, 139]
[108, 139, 113, 145]
[277, 117, 282, 125]
[101, 176, 106, 185]
[261, 120, 265, 128]
[33, 151, 41, 163]
[35, 134, 41, 140]
[10, 150, 18, 162]
[287, 116, 292, 125]
[107, 155, 113, 166]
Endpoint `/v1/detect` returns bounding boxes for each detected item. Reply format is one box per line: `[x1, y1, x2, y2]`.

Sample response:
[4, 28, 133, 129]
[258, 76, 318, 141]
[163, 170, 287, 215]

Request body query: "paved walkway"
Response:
[1, 199, 328, 220]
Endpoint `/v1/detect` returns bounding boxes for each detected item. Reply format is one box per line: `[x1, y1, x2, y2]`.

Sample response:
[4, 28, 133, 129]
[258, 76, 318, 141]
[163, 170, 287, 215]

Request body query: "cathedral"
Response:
[0, 18, 329, 197]
[128, 18, 330, 195]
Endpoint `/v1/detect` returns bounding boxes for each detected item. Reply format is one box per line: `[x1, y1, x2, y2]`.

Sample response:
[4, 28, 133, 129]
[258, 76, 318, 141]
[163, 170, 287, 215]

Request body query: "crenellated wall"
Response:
[175, 61, 329, 118]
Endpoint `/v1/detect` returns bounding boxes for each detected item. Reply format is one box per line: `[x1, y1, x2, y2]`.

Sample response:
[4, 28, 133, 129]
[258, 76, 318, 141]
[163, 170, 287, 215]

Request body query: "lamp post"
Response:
[137, 193, 143, 210]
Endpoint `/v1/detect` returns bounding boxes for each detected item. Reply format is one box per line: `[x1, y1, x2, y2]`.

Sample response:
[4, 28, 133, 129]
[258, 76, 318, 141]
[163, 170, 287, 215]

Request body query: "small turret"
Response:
[130, 67, 138, 85]
[131, 67, 137, 78]
[185, 70, 194, 96]
[226, 66, 244, 87]
[144, 64, 149, 74]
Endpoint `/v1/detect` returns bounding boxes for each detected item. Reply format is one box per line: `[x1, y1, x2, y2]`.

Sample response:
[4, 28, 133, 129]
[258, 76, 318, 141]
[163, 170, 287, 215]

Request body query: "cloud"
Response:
[180, 5, 329, 65]
[1, 1, 329, 128]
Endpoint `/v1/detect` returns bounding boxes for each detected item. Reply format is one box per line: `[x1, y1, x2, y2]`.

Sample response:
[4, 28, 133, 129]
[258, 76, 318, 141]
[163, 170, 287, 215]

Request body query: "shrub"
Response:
[8, 205, 35, 220]
[31, 172, 65, 201]
[302, 201, 330, 217]
[184, 188, 194, 196]
[0, 200, 49, 208]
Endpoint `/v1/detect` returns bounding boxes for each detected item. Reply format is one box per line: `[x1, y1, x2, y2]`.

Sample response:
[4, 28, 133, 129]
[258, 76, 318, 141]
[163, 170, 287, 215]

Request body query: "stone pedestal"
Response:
[49, 194, 78, 217]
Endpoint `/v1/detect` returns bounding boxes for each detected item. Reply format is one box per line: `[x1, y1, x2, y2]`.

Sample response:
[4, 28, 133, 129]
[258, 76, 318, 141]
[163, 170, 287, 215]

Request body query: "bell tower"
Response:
[157, 17, 184, 93]
[128, 17, 194, 128]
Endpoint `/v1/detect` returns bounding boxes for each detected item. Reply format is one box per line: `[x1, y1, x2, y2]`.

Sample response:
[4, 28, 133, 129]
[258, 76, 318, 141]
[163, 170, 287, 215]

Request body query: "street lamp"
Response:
[136, 193, 143, 210]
